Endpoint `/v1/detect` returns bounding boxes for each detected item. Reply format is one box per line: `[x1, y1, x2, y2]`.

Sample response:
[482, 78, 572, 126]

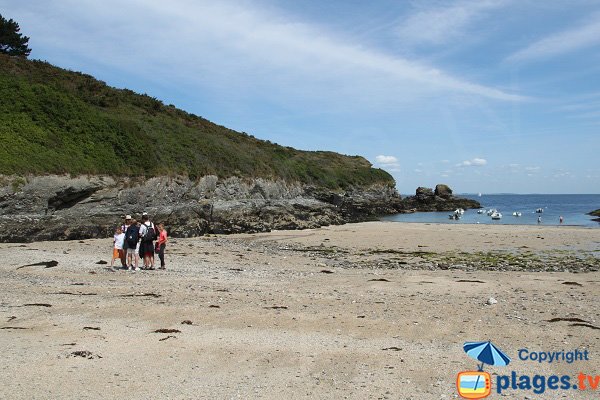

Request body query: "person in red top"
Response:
[156, 223, 168, 269]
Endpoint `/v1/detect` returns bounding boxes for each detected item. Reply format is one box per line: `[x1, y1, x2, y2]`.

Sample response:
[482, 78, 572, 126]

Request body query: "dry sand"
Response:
[1, 221, 599, 399]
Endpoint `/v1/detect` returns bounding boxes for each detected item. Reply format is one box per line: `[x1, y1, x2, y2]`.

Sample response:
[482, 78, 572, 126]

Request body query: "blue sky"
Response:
[2, 0, 600, 194]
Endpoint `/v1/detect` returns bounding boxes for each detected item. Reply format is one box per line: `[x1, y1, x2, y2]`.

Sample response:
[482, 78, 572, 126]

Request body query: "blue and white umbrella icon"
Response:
[464, 341, 511, 370]
[463, 341, 511, 393]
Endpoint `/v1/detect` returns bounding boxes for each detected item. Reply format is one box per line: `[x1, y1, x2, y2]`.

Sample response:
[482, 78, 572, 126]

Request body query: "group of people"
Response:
[536, 215, 564, 224]
[111, 212, 167, 270]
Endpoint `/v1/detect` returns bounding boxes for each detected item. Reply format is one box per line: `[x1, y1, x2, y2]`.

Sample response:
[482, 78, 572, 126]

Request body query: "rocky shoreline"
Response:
[0, 175, 479, 242]
[0, 175, 399, 242]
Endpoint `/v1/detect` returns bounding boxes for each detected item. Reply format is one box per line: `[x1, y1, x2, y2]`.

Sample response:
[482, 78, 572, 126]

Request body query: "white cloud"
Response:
[374, 155, 401, 172]
[552, 169, 572, 179]
[504, 163, 520, 173]
[525, 166, 541, 172]
[456, 158, 487, 167]
[375, 155, 399, 164]
[396, 0, 509, 46]
[506, 14, 600, 63]
[12, 0, 523, 104]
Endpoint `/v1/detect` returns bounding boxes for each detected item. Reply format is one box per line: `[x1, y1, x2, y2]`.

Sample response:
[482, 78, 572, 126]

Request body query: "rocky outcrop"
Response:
[434, 184, 452, 198]
[414, 187, 434, 201]
[398, 185, 480, 212]
[0, 175, 403, 242]
[589, 209, 600, 222]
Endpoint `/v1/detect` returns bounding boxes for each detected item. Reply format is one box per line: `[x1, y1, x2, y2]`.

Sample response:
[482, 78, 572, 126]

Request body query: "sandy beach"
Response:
[1, 221, 599, 399]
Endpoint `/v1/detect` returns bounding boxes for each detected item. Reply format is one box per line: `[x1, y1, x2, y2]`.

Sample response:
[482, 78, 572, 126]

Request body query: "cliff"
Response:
[0, 175, 402, 242]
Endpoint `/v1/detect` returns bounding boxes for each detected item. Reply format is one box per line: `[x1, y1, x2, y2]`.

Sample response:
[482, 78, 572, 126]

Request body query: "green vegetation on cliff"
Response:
[590, 209, 600, 217]
[0, 54, 393, 189]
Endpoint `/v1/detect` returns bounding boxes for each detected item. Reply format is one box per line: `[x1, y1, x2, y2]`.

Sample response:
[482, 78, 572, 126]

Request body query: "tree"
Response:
[0, 14, 31, 57]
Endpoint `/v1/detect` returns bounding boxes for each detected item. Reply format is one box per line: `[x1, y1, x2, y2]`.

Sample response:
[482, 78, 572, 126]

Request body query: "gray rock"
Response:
[398, 184, 480, 212]
[434, 184, 452, 198]
[0, 175, 402, 242]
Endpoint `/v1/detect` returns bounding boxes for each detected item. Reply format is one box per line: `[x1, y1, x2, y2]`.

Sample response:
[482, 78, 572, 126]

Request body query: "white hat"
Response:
[125, 215, 132, 219]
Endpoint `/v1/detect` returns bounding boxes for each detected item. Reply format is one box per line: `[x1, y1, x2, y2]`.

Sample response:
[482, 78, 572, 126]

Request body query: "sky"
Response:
[2, 0, 599, 194]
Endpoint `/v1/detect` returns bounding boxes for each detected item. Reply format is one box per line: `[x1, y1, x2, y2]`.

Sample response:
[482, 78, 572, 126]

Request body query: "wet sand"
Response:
[1, 222, 599, 399]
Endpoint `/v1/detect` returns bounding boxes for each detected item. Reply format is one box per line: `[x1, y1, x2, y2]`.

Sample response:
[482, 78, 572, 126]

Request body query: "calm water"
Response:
[382, 194, 600, 227]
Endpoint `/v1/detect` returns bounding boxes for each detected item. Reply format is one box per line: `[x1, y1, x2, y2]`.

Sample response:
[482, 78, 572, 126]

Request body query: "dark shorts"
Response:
[140, 241, 154, 256]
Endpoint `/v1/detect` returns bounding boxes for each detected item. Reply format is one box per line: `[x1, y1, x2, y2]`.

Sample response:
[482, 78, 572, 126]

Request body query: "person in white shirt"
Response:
[110, 226, 126, 268]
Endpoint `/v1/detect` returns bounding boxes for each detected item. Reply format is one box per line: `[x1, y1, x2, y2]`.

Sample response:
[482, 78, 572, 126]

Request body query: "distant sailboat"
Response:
[478, 192, 482, 197]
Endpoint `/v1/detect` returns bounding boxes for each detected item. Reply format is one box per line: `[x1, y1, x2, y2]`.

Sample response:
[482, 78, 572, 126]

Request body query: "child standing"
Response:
[156, 223, 168, 269]
[110, 227, 126, 268]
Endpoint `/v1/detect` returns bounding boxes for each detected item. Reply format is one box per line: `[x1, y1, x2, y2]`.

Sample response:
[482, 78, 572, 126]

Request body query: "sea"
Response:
[382, 194, 600, 227]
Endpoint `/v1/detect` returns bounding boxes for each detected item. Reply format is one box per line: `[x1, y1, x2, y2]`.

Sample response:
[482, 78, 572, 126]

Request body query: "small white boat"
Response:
[454, 208, 465, 215]
[449, 211, 462, 220]
[487, 209, 497, 216]
[491, 212, 502, 220]
[477, 209, 485, 214]
[512, 212, 522, 217]
[478, 192, 482, 197]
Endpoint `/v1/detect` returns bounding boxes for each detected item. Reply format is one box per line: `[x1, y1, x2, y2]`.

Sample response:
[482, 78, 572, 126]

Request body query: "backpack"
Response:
[126, 225, 139, 248]
[142, 222, 155, 243]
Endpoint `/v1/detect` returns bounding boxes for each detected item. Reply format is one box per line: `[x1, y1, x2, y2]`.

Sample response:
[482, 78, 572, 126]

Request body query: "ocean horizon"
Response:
[384, 194, 600, 227]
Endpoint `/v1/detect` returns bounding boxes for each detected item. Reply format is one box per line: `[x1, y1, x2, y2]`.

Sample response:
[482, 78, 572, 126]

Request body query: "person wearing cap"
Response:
[121, 215, 132, 235]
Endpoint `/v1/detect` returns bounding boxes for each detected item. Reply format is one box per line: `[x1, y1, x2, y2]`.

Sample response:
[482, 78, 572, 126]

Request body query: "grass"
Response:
[0, 54, 394, 190]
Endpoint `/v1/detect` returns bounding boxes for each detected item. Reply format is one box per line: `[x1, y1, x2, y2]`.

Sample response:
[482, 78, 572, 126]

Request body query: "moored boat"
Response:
[449, 211, 462, 220]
